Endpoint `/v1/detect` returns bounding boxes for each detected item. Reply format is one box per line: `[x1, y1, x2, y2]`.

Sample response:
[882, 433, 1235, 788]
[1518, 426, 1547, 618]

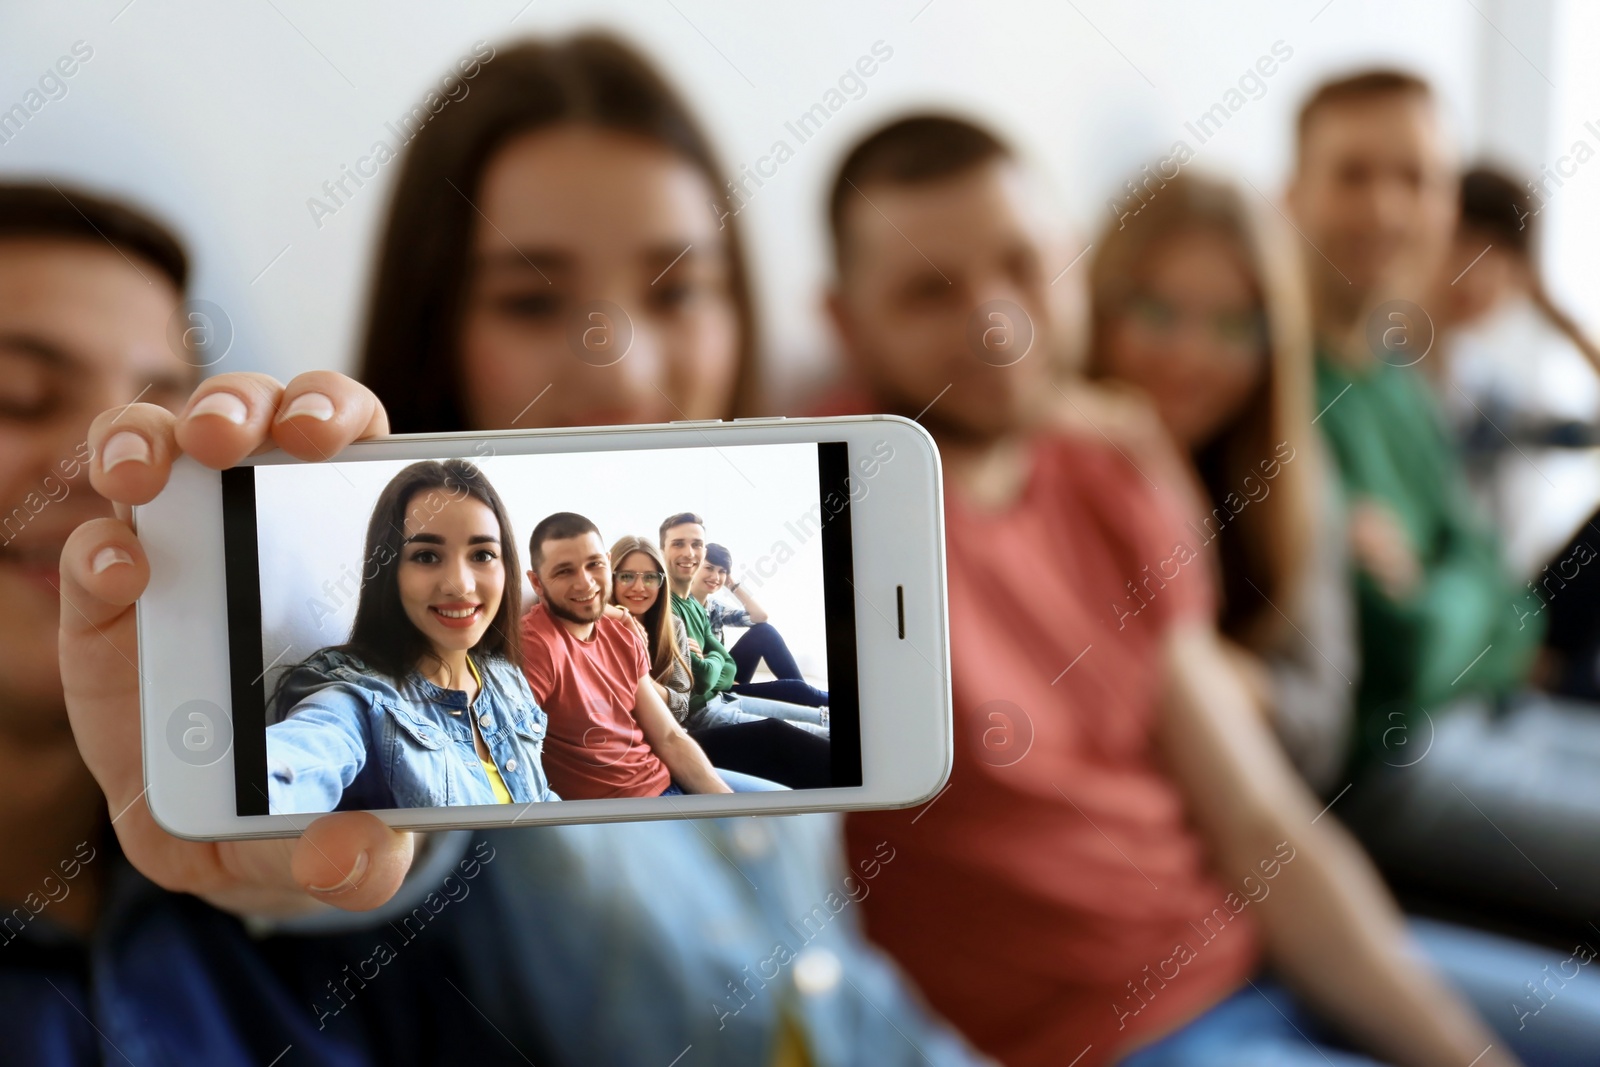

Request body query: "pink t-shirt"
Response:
[519, 603, 671, 800]
[843, 428, 1262, 1067]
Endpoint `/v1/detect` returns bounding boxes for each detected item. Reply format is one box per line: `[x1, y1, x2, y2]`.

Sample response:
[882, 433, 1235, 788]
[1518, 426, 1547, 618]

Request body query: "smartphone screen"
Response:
[219, 441, 863, 816]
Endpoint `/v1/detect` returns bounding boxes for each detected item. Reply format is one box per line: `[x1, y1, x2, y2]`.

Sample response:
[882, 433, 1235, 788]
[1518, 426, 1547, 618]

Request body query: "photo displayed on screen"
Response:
[221, 442, 864, 817]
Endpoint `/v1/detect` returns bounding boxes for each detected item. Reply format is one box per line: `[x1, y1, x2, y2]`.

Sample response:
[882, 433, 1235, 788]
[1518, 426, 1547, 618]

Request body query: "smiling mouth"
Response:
[430, 604, 483, 629]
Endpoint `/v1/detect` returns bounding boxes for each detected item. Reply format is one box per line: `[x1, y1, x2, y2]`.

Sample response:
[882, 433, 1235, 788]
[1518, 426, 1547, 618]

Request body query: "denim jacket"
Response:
[266, 649, 558, 813]
[12, 824, 990, 1067]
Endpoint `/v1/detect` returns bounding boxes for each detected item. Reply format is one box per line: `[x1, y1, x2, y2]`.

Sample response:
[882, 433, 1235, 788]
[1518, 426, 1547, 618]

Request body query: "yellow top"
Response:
[770, 1012, 811, 1067]
[467, 657, 512, 804]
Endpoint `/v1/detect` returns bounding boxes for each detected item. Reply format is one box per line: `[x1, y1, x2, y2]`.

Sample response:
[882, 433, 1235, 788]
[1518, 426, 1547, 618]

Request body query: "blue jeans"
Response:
[660, 769, 787, 795]
[689, 691, 828, 738]
[1343, 695, 1600, 923]
[730, 622, 829, 707]
[1117, 918, 1600, 1066]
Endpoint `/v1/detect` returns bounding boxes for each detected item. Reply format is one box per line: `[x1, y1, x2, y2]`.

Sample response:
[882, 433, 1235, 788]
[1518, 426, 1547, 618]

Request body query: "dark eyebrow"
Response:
[643, 242, 708, 275]
[403, 533, 501, 546]
[476, 249, 573, 276]
[0, 332, 83, 372]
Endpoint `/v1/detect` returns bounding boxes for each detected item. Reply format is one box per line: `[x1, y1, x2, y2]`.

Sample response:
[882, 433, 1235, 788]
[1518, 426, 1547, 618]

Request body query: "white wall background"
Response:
[254, 443, 828, 698]
[2, 0, 1592, 401]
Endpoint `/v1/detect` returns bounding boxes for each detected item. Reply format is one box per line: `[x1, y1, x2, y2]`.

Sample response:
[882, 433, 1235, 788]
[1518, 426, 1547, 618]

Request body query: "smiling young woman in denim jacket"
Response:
[265, 458, 557, 813]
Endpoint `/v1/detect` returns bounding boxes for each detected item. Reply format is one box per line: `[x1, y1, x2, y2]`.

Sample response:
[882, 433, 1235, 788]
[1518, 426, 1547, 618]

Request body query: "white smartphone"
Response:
[135, 415, 951, 840]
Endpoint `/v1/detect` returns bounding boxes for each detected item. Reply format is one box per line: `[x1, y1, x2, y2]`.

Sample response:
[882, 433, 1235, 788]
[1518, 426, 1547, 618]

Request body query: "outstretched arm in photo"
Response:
[631, 675, 730, 794]
[265, 695, 373, 814]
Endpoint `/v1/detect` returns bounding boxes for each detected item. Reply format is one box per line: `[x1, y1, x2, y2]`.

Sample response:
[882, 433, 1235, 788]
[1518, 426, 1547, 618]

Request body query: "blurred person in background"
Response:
[821, 112, 1600, 1067]
[354, 32, 982, 1065]
[1288, 69, 1600, 925]
[1429, 166, 1600, 701]
[1086, 169, 1355, 794]
[59, 33, 985, 1067]
[5, 185, 553, 1063]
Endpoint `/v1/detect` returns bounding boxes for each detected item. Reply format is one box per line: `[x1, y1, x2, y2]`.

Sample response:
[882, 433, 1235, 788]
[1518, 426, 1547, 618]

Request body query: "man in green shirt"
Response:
[659, 512, 828, 736]
[1289, 69, 1600, 921]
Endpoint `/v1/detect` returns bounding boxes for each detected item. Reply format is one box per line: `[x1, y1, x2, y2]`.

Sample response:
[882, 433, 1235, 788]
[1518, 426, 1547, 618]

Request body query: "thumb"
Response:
[290, 812, 414, 910]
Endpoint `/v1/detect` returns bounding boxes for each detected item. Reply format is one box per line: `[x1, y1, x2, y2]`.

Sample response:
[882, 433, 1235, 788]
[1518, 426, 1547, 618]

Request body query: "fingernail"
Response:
[91, 545, 134, 574]
[307, 850, 369, 894]
[100, 432, 151, 472]
[278, 391, 335, 423]
[189, 391, 249, 426]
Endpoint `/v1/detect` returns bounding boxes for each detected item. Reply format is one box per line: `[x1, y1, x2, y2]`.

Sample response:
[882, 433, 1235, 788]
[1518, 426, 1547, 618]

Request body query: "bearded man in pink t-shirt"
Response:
[520, 510, 777, 800]
[815, 115, 1533, 1067]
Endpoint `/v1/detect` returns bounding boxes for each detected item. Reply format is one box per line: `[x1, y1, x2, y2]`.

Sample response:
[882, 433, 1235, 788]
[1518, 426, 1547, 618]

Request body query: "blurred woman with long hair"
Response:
[1087, 170, 1356, 791]
[351, 32, 980, 1066]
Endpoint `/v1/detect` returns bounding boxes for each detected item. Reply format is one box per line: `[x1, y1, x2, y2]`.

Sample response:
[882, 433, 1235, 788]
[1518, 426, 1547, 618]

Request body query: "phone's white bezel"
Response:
[136, 416, 951, 840]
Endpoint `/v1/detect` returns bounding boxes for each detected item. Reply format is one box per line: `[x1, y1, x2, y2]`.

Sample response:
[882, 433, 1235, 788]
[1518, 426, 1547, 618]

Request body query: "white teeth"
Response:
[435, 606, 477, 619]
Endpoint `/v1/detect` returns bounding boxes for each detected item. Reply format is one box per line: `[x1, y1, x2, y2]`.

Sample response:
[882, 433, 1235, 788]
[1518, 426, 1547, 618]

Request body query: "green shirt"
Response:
[1313, 352, 1541, 772]
[672, 591, 736, 713]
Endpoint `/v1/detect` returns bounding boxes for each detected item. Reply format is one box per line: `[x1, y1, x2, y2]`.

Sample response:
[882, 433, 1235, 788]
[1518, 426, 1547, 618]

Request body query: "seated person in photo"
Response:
[1288, 69, 1600, 921]
[520, 512, 783, 798]
[1085, 171, 1356, 795]
[692, 542, 829, 708]
[17, 184, 539, 1063]
[817, 114, 1600, 1066]
[660, 512, 827, 735]
[266, 459, 557, 813]
[609, 534, 832, 788]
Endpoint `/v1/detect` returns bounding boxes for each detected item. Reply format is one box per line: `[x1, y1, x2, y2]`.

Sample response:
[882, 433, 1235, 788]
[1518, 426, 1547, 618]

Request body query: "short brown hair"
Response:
[528, 511, 601, 573]
[0, 182, 187, 291]
[1295, 69, 1433, 155]
[658, 511, 704, 546]
[827, 114, 1011, 272]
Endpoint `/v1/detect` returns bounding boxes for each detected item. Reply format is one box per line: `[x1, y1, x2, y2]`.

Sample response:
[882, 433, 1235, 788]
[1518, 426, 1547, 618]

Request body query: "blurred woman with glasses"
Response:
[1087, 170, 1356, 793]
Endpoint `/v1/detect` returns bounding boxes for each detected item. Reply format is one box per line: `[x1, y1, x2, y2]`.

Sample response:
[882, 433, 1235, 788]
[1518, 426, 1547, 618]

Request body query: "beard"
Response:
[544, 588, 606, 626]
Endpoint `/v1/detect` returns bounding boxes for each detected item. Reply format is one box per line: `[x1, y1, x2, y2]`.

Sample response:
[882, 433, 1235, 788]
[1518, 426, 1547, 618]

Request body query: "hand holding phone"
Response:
[61, 371, 416, 915]
[131, 399, 951, 839]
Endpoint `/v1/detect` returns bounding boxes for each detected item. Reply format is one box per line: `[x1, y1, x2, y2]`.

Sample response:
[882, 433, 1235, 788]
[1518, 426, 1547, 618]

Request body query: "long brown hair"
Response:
[357, 33, 761, 431]
[269, 460, 522, 717]
[607, 534, 688, 681]
[1087, 171, 1319, 648]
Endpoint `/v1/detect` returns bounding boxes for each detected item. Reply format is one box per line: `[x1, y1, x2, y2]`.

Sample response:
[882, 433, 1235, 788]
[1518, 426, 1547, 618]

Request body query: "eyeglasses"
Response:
[1122, 294, 1266, 355]
[615, 570, 664, 588]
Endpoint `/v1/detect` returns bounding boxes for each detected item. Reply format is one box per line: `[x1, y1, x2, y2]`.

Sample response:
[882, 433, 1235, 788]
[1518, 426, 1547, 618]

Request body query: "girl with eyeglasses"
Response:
[607, 534, 830, 789]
